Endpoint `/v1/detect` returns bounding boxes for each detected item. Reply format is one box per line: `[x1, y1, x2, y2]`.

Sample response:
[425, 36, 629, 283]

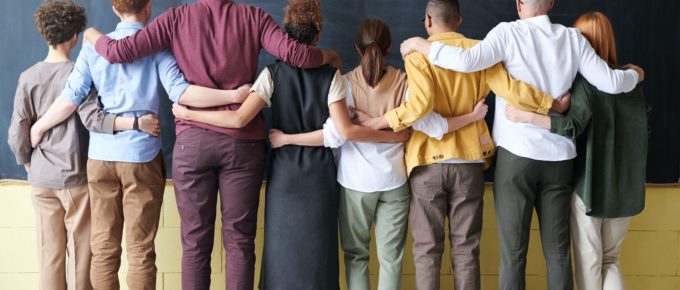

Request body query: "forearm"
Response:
[34, 97, 78, 134]
[179, 85, 241, 108]
[183, 110, 245, 128]
[365, 116, 390, 130]
[528, 114, 551, 130]
[113, 117, 134, 132]
[343, 125, 401, 143]
[283, 130, 324, 147]
[429, 41, 496, 73]
[8, 118, 32, 164]
[446, 113, 479, 133]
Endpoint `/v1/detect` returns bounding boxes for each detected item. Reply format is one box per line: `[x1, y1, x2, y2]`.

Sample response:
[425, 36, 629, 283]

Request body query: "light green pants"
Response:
[339, 183, 410, 290]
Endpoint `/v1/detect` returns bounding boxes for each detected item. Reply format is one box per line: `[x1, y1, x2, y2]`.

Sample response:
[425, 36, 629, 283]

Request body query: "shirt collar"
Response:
[428, 31, 464, 42]
[115, 21, 145, 31]
[522, 15, 552, 26]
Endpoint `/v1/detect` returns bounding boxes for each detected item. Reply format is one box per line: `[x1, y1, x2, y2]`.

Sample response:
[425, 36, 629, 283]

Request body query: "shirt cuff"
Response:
[428, 41, 445, 64]
[101, 114, 117, 134]
[16, 153, 31, 165]
[385, 109, 407, 132]
[537, 96, 554, 115]
[627, 69, 640, 84]
[549, 116, 567, 135]
[322, 118, 344, 148]
[168, 82, 191, 104]
[252, 88, 272, 108]
[61, 89, 86, 106]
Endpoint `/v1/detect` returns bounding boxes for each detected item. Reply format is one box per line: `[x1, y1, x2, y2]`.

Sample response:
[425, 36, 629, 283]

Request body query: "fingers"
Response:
[268, 129, 284, 148]
[504, 106, 517, 122]
[139, 114, 161, 136]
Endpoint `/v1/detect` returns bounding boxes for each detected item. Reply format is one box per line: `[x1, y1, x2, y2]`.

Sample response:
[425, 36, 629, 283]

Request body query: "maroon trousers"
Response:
[172, 128, 266, 290]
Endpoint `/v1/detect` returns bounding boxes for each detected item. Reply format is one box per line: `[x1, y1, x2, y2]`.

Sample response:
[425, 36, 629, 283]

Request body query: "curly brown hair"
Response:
[34, 1, 87, 47]
[113, 0, 150, 15]
[283, 0, 322, 45]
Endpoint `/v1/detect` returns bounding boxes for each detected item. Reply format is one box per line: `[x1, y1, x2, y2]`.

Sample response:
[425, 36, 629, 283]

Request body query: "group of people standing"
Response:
[8, 0, 648, 290]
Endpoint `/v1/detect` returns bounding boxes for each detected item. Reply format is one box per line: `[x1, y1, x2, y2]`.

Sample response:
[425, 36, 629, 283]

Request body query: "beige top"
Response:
[250, 67, 346, 107]
[7, 61, 115, 189]
[322, 66, 409, 192]
[345, 66, 408, 117]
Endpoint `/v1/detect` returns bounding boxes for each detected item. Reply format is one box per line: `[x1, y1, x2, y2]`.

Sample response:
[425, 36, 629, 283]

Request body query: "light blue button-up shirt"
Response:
[62, 21, 190, 163]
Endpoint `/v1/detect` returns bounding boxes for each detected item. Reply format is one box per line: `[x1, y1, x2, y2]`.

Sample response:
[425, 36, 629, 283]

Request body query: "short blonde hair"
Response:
[573, 12, 618, 65]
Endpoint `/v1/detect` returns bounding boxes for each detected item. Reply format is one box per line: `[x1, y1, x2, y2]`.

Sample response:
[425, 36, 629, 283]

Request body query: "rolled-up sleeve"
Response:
[61, 44, 95, 106]
[385, 53, 435, 131]
[155, 49, 190, 103]
[250, 68, 275, 107]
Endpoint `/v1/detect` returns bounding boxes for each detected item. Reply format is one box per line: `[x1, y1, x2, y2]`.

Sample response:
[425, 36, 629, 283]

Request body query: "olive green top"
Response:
[551, 74, 648, 218]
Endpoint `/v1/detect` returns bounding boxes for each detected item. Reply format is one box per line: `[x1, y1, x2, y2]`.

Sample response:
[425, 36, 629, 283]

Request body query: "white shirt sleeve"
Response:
[428, 24, 507, 73]
[327, 70, 347, 105]
[404, 89, 449, 140]
[576, 34, 639, 94]
[250, 68, 274, 107]
[322, 75, 353, 148]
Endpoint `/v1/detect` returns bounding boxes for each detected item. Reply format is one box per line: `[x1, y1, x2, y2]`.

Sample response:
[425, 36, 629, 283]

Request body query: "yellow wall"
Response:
[1, 180, 679, 290]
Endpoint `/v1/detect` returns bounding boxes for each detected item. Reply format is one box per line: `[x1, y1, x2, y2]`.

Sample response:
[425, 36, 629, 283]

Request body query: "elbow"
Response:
[337, 126, 355, 141]
[232, 114, 250, 129]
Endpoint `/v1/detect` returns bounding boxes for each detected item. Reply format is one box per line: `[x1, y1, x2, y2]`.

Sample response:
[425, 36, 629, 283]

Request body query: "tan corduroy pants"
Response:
[87, 154, 165, 290]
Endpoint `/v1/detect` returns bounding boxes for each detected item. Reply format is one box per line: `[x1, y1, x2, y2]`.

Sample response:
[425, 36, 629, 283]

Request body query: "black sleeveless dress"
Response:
[260, 62, 340, 290]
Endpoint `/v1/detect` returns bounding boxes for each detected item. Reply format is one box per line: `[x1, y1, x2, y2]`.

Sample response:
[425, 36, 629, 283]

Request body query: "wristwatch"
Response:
[133, 116, 141, 132]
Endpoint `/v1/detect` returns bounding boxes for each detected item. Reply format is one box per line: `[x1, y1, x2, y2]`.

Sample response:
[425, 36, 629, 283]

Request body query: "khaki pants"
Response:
[32, 185, 92, 290]
[409, 163, 484, 290]
[88, 154, 165, 290]
[571, 194, 630, 290]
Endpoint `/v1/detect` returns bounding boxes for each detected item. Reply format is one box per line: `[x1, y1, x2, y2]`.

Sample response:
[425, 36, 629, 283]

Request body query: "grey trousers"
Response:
[494, 147, 574, 290]
[409, 163, 484, 290]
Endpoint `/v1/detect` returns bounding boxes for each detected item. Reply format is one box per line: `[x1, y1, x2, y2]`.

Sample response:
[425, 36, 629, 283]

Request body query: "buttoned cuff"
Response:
[385, 109, 407, 132]
[428, 41, 445, 64]
[550, 117, 567, 134]
[537, 96, 554, 115]
[101, 114, 116, 134]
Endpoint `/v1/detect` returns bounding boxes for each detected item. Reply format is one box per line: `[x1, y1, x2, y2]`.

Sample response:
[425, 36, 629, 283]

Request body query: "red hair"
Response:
[573, 12, 618, 65]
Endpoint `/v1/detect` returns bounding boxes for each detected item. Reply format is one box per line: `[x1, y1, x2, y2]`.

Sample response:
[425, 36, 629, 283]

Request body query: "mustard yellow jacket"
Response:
[385, 32, 554, 175]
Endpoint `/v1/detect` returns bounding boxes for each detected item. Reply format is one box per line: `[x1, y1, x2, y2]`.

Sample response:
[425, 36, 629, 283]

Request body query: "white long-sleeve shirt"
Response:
[428, 15, 639, 161]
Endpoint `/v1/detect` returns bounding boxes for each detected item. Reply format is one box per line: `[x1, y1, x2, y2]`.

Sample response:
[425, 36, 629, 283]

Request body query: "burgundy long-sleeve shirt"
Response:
[94, 0, 324, 139]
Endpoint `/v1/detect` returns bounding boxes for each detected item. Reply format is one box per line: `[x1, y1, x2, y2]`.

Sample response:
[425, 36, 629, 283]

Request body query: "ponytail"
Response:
[361, 42, 386, 87]
[355, 18, 392, 88]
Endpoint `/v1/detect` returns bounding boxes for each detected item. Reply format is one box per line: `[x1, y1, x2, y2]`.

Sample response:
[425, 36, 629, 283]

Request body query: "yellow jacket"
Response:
[385, 32, 554, 175]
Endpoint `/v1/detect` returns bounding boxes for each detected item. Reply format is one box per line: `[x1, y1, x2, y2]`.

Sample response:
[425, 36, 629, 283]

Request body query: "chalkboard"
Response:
[1, 0, 678, 183]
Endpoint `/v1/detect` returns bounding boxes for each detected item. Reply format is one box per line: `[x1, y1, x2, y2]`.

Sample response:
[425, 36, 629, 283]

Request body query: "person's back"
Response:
[75, 23, 175, 161]
[92, 0, 332, 139]
[489, 17, 593, 161]
[11, 62, 88, 187]
[338, 66, 408, 191]
[396, 33, 495, 174]
[6, 2, 93, 289]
